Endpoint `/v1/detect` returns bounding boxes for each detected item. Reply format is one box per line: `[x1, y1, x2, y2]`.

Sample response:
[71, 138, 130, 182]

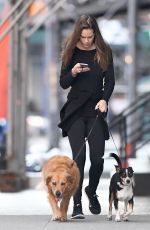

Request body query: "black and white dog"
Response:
[107, 153, 135, 222]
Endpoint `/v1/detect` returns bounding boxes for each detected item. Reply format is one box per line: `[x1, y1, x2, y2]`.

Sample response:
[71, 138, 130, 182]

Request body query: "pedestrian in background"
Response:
[58, 15, 115, 219]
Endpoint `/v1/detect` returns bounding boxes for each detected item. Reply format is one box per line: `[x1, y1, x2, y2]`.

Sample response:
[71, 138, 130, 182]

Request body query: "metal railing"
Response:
[109, 93, 150, 165]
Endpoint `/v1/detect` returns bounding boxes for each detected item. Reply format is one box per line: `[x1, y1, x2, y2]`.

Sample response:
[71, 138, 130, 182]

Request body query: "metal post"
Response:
[127, 0, 137, 103]
[7, 17, 20, 163]
[45, 19, 60, 148]
[126, 0, 138, 159]
[6, 0, 28, 190]
[18, 27, 28, 179]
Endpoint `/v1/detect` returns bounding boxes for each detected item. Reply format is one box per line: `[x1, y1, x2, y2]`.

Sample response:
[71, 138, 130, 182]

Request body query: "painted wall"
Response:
[0, 3, 10, 118]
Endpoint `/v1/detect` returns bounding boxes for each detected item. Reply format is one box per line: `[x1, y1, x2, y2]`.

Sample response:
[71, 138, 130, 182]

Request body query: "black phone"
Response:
[80, 63, 89, 68]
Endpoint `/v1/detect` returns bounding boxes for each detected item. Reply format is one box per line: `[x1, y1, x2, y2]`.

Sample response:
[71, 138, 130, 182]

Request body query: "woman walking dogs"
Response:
[58, 15, 115, 219]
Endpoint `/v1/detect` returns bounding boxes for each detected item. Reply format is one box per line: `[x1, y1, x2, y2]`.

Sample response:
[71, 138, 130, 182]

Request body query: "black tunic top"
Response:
[58, 47, 115, 138]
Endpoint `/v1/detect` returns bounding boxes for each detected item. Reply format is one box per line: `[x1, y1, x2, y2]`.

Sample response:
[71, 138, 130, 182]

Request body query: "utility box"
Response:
[134, 173, 150, 196]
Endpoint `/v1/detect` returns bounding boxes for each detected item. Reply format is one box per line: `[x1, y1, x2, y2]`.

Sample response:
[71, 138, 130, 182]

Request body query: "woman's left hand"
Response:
[95, 100, 107, 113]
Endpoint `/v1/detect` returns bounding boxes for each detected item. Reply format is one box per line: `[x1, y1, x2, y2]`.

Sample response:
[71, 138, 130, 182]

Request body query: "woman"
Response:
[58, 15, 115, 219]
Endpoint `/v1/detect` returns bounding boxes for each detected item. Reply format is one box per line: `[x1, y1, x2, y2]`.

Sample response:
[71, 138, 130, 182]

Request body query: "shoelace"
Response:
[90, 194, 99, 206]
[76, 204, 81, 207]
[93, 194, 99, 198]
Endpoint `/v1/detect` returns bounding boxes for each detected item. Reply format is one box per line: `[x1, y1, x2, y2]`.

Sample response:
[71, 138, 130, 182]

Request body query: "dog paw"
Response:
[60, 216, 67, 222]
[107, 215, 112, 221]
[122, 213, 129, 221]
[123, 216, 129, 221]
[115, 216, 121, 222]
[51, 215, 61, 221]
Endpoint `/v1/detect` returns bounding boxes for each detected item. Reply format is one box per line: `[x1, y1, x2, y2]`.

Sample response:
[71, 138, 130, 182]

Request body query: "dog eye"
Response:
[122, 173, 126, 178]
[128, 172, 133, 177]
[61, 182, 65, 186]
[52, 182, 56, 186]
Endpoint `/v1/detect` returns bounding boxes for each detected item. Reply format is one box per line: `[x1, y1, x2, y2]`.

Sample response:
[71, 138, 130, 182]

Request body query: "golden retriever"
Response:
[43, 155, 80, 221]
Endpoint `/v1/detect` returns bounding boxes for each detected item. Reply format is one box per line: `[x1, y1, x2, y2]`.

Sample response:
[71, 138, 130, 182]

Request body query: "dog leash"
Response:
[109, 129, 120, 156]
[73, 113, 99, 163]
[72, 110, 120, 165]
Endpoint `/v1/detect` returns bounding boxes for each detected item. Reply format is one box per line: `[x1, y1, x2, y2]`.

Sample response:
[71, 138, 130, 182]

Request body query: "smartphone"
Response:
[80, 63, 89, 68]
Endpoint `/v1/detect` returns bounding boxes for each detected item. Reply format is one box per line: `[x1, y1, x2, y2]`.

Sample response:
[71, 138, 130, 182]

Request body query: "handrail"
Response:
[109, 92, 150, 162]
[110, 93, 150, 128]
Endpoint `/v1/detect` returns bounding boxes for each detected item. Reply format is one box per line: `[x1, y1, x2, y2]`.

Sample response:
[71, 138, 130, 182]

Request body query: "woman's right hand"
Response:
[71, 63, 90, 77]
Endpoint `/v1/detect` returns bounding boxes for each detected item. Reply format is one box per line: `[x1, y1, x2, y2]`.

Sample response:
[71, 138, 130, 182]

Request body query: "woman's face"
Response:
[79, 28, 94, 49]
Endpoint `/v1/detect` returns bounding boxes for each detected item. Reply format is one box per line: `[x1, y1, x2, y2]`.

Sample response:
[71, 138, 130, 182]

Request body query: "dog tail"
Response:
[110, 153, 122, 169]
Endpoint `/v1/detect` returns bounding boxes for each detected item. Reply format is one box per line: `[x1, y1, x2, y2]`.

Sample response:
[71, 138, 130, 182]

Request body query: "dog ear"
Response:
[46, 175, 52, 186]
[70, 160, 76, 168]
[128, 167, 134, 173]
[119, 168, 124, 176]
[67, 175, 73, 184]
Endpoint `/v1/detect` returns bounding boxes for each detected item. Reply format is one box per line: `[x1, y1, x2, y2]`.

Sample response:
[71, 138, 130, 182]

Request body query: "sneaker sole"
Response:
[71, 214, 85, 219]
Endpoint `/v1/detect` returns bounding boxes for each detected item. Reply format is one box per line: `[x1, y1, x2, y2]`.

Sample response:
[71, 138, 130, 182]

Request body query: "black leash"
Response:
[72, 110, 120, 165]
[73, 113, 99, 163]
[109, 129, 120, 156]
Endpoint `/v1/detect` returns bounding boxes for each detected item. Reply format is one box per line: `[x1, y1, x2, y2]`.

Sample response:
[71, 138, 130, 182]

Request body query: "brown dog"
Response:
[43, 155, 80, 221]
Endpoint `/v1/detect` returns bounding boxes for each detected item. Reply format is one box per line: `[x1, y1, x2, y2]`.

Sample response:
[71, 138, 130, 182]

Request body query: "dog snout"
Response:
[126, 179, 130, 184]
[55, 191, 61, 198]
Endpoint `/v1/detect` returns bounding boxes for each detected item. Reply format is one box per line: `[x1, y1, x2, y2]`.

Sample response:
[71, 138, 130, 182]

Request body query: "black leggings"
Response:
[68, 116, 105, 204]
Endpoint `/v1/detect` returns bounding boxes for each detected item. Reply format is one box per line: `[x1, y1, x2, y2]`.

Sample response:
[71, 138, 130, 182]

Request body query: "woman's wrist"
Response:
[71, 68, 77, 77]
[95, 99, 107, 112]
[100, 99, 107, 103]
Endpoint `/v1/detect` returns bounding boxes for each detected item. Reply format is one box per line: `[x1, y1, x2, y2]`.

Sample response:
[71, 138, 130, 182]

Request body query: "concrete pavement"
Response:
[0, 215, 150, 230]
[0, 177, 150, 215]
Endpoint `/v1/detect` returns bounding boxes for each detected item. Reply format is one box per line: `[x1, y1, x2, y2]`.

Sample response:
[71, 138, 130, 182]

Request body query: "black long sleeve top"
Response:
[58, 47, 115, 137]
[59, 47, 115, 118]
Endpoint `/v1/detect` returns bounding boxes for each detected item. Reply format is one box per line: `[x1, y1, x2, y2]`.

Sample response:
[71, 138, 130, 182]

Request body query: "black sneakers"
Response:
[85, 186, 101, 214]
[71, 203, 85, 219]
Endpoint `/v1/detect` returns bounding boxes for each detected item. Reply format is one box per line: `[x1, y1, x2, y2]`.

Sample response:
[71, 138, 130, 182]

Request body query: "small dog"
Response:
[107, 153, 135, 222]
[43, 155, 80, 221]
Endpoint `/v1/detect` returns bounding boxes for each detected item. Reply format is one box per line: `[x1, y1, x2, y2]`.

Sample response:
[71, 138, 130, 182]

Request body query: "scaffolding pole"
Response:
[26, 0, 66, 38]
[0, 0, 25, 28]
[0, 0, 35, 41]
[19, 0, 54, 31]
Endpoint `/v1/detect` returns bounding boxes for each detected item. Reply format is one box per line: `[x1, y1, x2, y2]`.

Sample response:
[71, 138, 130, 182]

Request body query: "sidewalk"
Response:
[0, 178, 150, 215]
[0, 177, 150, 229]
[0, 215, 150, 230]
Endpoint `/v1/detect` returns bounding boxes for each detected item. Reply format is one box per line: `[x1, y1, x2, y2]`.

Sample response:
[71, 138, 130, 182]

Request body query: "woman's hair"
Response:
[61, 15, 111, 71]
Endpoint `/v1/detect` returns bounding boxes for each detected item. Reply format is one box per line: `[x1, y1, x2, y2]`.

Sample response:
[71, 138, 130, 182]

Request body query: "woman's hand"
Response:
[71, 63, 90, 77]
[95, 100, 107, 113]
